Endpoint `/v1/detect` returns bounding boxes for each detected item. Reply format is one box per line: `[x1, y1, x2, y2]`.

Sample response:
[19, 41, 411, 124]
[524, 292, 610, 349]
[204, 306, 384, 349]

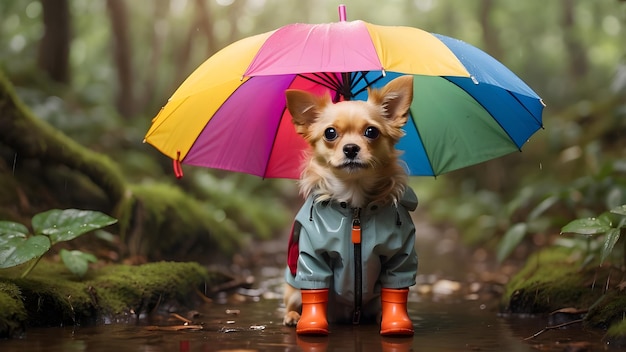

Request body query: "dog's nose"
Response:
[343, 144, 360, 159]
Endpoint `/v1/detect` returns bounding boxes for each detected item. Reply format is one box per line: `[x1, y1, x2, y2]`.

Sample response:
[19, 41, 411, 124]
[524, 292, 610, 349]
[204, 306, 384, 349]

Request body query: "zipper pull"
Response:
[351, 207, 361, 244]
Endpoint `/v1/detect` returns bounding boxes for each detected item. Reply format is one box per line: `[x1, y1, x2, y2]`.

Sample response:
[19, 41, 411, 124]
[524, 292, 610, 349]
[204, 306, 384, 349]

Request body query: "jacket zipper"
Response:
[352, 207, 362, 324]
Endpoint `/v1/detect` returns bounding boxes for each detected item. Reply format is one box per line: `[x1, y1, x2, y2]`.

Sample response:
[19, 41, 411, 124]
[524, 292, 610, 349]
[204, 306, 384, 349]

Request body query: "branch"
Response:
[523, 319, 584, 340]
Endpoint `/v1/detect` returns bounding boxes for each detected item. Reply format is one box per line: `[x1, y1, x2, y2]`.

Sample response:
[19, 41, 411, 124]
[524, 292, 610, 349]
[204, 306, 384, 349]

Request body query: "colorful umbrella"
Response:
[144, 5, 544, 179]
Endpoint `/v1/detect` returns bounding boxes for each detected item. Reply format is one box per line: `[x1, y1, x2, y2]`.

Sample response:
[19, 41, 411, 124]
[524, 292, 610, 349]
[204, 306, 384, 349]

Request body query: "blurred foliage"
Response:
[0, 0, 625, 263]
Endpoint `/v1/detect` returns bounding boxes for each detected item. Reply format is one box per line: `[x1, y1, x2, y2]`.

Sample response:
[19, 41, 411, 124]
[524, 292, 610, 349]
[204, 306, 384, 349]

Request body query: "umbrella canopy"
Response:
[144, 6, 544, 179]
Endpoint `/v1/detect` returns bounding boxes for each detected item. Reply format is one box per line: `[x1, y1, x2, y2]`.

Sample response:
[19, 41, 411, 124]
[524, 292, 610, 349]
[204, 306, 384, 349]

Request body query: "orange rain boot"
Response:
[296, 289, 329, 335]
[380, 288, 414, 336]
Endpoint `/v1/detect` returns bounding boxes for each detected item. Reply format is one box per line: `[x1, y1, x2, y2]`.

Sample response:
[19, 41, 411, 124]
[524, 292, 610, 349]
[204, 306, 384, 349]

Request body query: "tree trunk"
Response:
[562, 0, 588, 83]
[139, 1, 168, 112]
[173, 0, 216, 87]
[479, 0, 502, 60]
[38, 0, 71, 84]
[106, 0, 135, 118]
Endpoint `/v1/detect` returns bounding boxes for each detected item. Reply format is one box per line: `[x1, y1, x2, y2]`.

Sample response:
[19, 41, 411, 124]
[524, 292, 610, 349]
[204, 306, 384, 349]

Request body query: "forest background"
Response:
[0, 0, 625, 266]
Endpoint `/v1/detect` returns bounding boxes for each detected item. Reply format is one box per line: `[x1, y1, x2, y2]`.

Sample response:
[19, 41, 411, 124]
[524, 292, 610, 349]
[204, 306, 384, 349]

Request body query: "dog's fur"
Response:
[282, 76, 414, 326]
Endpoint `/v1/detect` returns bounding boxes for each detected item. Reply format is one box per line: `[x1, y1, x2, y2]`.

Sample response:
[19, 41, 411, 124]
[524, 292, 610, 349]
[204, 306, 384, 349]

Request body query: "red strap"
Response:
[173, 150, 183, 179]
[287, 223, 300, 276]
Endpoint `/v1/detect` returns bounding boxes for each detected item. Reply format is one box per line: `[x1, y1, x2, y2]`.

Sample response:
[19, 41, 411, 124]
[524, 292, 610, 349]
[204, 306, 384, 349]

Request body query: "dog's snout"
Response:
[343, 144, 360, 159]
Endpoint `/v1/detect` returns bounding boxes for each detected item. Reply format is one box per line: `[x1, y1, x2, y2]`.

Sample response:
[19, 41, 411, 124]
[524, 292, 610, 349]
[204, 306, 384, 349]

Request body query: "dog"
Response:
[282, 75, 418, 336]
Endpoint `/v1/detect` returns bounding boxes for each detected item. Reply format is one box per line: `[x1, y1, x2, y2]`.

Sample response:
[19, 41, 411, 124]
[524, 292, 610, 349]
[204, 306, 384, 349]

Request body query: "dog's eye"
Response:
[364, 126, 380, 140]
[324, 127, 338, 141]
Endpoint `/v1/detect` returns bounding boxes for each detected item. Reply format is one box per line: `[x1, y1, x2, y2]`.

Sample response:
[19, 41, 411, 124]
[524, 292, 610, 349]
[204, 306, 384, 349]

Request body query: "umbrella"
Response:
[144, 5, 544, 179]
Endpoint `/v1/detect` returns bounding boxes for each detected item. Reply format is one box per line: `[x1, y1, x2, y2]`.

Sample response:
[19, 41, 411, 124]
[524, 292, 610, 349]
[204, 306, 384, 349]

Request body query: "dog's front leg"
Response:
[283, 283, 302, 326]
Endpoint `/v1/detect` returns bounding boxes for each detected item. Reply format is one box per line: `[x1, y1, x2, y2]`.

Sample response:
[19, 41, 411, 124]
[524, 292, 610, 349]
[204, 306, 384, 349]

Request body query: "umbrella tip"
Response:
[338, 4, 347, 21]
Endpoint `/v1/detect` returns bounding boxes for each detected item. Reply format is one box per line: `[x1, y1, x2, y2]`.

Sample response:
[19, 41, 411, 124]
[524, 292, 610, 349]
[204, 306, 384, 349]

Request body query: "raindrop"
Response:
[12, 153, 17, 175]
[471, 76, 479, 85]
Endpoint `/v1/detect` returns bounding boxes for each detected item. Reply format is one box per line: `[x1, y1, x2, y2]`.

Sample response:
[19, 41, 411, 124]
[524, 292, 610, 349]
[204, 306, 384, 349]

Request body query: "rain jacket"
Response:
[285, 188, 418, 323]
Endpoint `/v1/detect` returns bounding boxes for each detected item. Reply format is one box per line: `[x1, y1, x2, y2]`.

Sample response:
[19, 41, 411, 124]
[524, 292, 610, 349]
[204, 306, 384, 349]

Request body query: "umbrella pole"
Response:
[341, 72, 352, 101]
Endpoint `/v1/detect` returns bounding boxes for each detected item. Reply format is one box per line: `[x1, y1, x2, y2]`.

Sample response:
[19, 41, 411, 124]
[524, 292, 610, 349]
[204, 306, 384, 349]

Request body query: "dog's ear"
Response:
[368, 75, 414, 126]
[285, 90, 329, 134]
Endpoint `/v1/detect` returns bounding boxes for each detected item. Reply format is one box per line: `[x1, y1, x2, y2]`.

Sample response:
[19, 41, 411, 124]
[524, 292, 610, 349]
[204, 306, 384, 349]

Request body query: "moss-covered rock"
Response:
[502, 246, 626, 343]
[0, 260, 229, 338]
[502, 247, 599, 314]
[0, 281, 27, 338]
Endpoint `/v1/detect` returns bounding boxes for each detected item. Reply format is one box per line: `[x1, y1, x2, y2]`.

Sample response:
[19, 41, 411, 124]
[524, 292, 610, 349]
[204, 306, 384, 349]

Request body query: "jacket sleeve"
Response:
[378, 206, 418, 288]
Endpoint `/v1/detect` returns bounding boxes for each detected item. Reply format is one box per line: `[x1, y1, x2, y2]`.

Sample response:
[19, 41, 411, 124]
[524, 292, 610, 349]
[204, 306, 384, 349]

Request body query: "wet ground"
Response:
[0, 214, 611, 351]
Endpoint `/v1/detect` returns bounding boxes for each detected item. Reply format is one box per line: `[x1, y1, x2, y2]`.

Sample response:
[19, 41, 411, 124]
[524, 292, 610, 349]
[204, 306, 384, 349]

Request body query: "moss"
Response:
[0, 260, 229, 336]
[585, 291, 626, 329]
[605, 318, 626, 348]
[90, 261, 214, 317]
[502, 247, 602, 314]
[122, 183, 244, 259]
[503, 246, 626, 346]
[0, 282, 27, 338]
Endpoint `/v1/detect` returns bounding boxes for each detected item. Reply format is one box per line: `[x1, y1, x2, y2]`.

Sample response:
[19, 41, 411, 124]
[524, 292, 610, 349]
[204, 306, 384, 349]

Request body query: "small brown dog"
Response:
[283, 75, 418, 336]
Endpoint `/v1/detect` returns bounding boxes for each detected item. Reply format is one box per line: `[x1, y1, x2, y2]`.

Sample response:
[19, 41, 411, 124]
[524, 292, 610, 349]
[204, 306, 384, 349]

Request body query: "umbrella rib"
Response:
[351, 72, 385, 97]
[309, 73, 343, 91]
[509, 90, 545, 129]
[407, 107, 438, 177]
[297, 73, 345, 100]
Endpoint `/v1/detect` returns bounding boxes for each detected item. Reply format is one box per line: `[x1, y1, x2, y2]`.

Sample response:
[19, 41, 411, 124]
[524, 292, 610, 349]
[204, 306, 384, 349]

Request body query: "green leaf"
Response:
[32, 209, 117, 245]
[496, 223, 527, 263]
[561, 216, 612, 235]
[0, 235, 50, 268]
[610, 205, 626, 216]
[600, 228, 621, 264]
[60, 249, 97, 278]
[0, 221, 29, 237]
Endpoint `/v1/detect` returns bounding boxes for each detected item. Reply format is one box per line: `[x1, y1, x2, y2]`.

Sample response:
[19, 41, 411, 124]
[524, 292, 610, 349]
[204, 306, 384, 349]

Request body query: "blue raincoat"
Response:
[285, 188, 418, 323]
